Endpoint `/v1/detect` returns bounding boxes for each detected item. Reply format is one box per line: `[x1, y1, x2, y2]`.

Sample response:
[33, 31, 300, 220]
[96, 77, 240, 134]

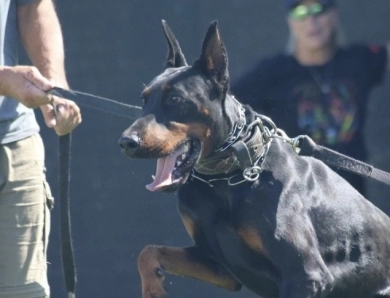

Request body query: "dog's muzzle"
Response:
[118, 134, 141, 157]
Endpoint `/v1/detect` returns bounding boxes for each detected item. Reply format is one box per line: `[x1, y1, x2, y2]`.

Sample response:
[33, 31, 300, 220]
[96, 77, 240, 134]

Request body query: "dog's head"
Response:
[119, 20, 237, 192]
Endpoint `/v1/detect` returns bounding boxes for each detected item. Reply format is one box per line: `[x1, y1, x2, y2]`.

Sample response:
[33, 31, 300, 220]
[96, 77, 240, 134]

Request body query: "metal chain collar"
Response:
[191, 113, 273, 187]
[214, 97, 246, 153]
[191, 111, 302, 188]
[191, 143, 270, 187]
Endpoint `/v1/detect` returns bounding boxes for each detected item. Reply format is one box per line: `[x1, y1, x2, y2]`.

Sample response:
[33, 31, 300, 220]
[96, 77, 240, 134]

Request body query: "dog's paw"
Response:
[141, 268, 168, 298]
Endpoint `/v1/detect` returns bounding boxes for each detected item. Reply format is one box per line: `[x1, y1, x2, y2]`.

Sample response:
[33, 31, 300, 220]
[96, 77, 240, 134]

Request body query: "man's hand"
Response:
[40, 98, 82, 136]
[0, 65, 54, 108]
[0, 65, 82, 136]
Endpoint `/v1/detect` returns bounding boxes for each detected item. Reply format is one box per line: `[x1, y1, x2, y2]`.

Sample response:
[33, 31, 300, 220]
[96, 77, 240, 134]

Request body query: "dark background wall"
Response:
[30, 1, 390, 297]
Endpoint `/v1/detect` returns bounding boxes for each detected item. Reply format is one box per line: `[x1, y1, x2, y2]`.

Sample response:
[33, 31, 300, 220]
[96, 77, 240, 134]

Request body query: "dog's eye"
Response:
[167, 96, 184, 105]
[162, 95, 185, 108]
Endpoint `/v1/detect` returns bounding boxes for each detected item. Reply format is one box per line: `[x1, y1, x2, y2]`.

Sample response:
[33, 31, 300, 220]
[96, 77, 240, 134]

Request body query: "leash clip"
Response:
[243, 166, 262, 182]
[291, 135, 305, 154]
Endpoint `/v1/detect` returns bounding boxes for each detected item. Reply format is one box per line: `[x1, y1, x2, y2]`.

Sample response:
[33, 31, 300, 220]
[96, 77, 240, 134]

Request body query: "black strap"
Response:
[48, 87, 142, 119]
[297, 135, 390, 186]
[59, 134, 77, 298]
[47, 87, 142, 297]
[232, 140, 252, 170]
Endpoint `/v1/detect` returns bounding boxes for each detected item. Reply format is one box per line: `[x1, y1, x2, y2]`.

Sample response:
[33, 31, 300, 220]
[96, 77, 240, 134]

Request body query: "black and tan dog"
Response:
[118, 21, 390, 298]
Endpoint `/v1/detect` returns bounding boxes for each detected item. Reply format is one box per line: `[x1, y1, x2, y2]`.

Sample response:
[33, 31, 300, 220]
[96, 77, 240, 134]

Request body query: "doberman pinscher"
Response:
[118, 21, 390, 298]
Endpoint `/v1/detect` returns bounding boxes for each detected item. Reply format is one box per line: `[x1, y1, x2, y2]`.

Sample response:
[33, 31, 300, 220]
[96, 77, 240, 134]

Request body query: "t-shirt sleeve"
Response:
[16, 0, 39, 7]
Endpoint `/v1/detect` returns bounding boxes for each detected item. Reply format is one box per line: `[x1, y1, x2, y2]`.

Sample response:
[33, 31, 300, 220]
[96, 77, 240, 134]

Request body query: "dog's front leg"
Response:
[137, 245, 242, 298]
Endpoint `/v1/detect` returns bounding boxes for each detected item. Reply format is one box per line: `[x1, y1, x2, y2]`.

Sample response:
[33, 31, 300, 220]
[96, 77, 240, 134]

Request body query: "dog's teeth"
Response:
[152, 175, 155, 179]
[182, 144, 189, 152]
[181, 153, 186, 160]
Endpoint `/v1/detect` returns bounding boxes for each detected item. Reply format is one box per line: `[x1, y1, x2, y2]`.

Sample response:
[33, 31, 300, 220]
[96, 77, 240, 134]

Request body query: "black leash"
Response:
[48, 87, 142, 119]
[252, 115, 390, 187]
[294, 135, 390, 186]
[58, 134, 76, 298]
[47, 87, 141, 297]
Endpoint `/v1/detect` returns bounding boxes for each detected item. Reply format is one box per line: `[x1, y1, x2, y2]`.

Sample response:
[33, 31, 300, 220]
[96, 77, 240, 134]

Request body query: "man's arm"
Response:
[17, 0, 81, 135]
[18, 0, 67, 87]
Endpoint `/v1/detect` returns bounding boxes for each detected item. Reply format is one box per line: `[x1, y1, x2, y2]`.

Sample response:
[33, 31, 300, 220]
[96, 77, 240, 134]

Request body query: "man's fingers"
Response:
[51, 98, 82, 136]
[54, 103, 70, 121]
[40, 104, 57, 127]
[19, 67, 54, 108]
[52, 98, 69, 116]
[23, 83, 53, 108]
[24, 66, 54, 91]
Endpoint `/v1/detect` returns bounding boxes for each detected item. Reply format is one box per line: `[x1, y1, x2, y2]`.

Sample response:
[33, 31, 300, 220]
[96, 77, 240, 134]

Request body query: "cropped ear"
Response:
[195, 21, 229, 94]
[162, 20, 188, 69]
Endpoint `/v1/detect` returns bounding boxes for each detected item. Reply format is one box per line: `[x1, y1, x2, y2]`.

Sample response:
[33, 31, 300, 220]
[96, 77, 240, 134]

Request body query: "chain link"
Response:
[191, 113, 301, 188]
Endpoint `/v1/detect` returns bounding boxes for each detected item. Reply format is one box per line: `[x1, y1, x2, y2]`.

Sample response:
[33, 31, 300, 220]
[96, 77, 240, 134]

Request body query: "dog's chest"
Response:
[178, 182, 279, 286]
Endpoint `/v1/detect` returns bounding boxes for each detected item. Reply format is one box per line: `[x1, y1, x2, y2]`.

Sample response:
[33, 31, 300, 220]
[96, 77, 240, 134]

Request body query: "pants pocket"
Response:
[43, 173, 54, 210]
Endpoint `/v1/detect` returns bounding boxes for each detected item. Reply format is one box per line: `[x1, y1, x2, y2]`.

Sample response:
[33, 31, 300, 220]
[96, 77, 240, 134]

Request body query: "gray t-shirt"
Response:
[0, 0, 40, 144]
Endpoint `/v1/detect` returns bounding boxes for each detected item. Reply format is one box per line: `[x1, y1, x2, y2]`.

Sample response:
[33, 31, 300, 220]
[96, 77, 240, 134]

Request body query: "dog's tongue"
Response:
[146, 146, 186, 192]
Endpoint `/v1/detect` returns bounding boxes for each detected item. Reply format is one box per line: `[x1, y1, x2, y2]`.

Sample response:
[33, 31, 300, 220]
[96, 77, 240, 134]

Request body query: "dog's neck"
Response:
[214, 95, 247, 153]
[193, 95, 267, 178]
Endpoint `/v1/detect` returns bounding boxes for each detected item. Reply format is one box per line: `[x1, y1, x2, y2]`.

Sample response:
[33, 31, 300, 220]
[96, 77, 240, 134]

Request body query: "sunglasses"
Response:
[289, 3, 331, 21]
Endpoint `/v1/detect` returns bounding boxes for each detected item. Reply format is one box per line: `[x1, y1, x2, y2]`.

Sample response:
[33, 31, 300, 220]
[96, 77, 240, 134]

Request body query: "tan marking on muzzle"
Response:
[142, 122, 214, 156]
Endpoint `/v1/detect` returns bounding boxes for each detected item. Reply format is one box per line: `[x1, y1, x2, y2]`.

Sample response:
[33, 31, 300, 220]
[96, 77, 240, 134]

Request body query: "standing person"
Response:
[0, 0, 81, 297]
[231, 0, 389, 196]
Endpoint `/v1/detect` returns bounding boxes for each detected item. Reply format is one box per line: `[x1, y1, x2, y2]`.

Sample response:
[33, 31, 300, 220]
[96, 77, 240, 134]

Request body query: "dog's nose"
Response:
[118, 135, 140, 155]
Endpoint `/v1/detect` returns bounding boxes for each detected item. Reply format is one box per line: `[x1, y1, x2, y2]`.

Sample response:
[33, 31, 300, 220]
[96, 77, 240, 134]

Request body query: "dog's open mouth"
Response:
[146, 139, 201, 192]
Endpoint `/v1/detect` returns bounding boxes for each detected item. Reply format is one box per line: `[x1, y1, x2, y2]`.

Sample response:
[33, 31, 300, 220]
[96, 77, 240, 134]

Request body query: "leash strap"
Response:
[48, 87, 142, 119]
[297, 135, 390, 186]
[47, 87, 142, 297]
[59, 134, 77, 298]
